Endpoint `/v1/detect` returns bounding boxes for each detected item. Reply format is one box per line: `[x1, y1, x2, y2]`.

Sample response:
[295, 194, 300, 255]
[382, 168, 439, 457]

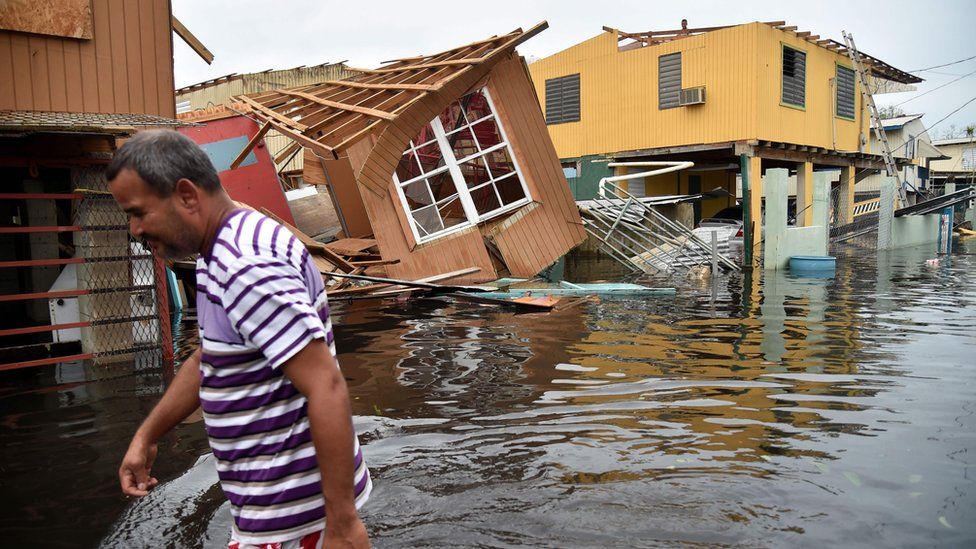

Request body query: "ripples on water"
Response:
[2, 241, 975, 547]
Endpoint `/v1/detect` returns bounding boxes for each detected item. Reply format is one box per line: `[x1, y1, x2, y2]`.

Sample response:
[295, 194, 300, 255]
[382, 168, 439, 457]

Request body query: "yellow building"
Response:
[529, 20, 920, 256]
[928, 137, 976, 187]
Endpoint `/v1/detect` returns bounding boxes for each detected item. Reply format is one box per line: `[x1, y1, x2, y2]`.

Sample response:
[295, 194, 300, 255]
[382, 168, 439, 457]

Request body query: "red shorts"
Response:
[228, 530, 322, 549]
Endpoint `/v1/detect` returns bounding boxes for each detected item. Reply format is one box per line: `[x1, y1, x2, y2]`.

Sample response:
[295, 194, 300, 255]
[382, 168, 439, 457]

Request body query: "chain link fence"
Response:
[71, 167, 165, 365]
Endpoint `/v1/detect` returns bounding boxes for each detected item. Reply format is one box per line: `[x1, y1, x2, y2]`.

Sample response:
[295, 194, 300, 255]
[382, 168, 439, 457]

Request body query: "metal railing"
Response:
[579, 162, 740, 274]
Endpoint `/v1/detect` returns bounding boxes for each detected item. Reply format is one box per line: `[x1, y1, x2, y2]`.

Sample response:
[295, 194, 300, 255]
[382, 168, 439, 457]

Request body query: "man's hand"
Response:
[325, 511, 370, 548]
[119, 436, 159, 497]
[117, 348, 202, 498]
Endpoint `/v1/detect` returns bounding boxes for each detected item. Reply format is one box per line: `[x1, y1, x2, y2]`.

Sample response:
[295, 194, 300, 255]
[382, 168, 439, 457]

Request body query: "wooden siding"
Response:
[303, 148, 373, 238]
[341, 52, 584, 283]
[483, 54, 586, 276]
[0, 0, 175, 117]
[528, 22, 869, 159]
[353, 64, 498, 283]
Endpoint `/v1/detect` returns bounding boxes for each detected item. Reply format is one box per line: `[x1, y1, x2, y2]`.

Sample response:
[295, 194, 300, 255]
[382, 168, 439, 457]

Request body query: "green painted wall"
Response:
[562, 155, 613, 200]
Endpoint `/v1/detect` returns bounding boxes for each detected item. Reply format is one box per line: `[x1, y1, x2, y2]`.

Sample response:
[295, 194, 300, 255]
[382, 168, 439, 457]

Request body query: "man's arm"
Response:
[282, 338, 368, 548]
[118, 347, 203, 497]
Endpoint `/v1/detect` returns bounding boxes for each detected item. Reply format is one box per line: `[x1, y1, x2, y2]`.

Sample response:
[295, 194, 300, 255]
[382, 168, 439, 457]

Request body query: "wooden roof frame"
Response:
[605, 20, 921, 84]
[232, 22, 549, 168]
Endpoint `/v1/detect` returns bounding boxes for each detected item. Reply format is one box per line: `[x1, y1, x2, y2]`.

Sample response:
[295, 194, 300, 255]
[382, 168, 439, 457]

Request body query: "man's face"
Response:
[109, 168, 199, 259]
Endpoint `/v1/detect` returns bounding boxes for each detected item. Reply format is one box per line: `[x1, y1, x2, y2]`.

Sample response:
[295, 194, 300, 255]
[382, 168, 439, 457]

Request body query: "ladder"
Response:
[842, 30, 908, 205]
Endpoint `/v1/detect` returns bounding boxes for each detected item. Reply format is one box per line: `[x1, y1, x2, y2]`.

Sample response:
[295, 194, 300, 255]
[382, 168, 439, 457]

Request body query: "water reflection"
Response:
[2, 242, 975, 547]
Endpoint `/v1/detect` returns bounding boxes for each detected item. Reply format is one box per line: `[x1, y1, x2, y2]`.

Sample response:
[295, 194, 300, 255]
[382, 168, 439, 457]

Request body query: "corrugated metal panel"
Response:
[0, 0, 175, 116]
[175, 79, 245, 111]
[781, 46, 806, 107]
[242, 64, 357, 94]
[658, 53, 681, 109]
[544, 73, 580, 124]
[836, 65, 856, 119]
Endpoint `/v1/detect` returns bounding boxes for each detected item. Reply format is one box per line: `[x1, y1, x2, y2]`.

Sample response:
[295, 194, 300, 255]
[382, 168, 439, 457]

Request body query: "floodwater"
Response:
[2, 240, 975, 548]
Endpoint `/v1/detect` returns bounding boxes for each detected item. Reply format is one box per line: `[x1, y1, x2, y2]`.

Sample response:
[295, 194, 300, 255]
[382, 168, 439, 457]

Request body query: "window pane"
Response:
[438, 195, 468, 230]
[438, 101, 466, 133]
[446, 127, 478, 160]
[402, 180, 433, 210]
[472, 118, 502, 151]
[485, 146, 516, 179]
[395, 151, 422, 182]
[495, 174, 526, 206]
[459, 156, 491, 189]
[427, 170, 459, 203]
[415, 139, 445, 174]
[470, 184, 501, 215]
[461, 90, 492, 122]
[412, 204, 443, 236]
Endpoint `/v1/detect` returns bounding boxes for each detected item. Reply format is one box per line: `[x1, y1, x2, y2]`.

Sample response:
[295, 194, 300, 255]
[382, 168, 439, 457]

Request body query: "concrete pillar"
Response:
[878, 176, 897, 250]
[763, 168, 788, 270]
[812, 172, 832, 250]
[746, 156, 763, 266]
[796, 161, 814, 226]
[837, 164, 856, 226]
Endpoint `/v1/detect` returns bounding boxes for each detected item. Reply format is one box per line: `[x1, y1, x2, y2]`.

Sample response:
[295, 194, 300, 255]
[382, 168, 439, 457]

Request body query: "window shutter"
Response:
[782, 46, 806, 107]
[545, 74, 580, 124]
[659, 53, 681, 109]
[836, 65, 856, 119]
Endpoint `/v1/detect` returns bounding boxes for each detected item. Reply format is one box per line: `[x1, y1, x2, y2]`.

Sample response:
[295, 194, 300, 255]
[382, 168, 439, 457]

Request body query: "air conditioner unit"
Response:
[680, 86, 706, 106]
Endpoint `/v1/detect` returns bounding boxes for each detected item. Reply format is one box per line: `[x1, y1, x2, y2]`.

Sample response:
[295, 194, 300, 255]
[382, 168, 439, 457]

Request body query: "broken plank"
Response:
[322, 271, 492, 293]
[350, 259, 400, 266]
[230, 120, 272, 169]
[325, 238, 378, 254]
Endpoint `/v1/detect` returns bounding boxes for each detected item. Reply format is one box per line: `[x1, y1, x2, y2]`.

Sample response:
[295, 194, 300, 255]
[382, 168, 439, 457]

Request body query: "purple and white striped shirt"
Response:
[196, 209, 371, 545]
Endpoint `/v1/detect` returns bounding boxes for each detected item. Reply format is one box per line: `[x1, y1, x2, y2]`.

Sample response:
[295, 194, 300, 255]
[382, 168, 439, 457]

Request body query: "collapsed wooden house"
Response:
[235, 22, 586, 283]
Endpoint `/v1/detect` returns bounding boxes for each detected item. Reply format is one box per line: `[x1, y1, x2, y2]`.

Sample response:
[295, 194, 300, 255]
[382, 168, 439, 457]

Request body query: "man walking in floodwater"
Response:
[110, 130, 371, 548]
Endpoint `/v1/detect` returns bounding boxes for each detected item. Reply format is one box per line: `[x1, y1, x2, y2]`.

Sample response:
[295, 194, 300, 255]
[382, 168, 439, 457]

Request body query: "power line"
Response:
[832, 94, 976, 193]
[910, 54, 976, 73]
[893, 67, 976, 107]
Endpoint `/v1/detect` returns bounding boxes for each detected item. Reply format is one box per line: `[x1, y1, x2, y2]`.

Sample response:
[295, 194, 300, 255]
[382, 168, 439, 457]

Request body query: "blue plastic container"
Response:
[789, 256, 836, 273]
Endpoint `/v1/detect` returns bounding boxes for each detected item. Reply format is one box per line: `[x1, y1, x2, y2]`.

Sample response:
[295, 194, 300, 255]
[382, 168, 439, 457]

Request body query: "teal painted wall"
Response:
[562, 155, 613, 200]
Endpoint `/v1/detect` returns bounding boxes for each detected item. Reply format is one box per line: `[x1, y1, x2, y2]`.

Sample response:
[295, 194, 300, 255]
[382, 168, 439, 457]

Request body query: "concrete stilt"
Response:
[746, 156, 763, 266]
[796, 161, 814, 227]
[838, 164, 856, 226]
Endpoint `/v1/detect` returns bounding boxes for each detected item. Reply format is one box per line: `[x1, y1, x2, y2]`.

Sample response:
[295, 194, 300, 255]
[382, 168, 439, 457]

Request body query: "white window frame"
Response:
[392, 87, 532, 245]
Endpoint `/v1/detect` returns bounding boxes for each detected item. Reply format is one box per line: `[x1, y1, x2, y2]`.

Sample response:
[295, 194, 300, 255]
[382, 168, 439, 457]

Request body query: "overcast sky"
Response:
[172, 0, 976, 138]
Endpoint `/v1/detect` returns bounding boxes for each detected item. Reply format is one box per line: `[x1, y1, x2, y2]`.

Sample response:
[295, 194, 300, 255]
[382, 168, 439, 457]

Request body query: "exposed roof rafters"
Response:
[606, 20, 921, 84]
[232, 22, 548, 164]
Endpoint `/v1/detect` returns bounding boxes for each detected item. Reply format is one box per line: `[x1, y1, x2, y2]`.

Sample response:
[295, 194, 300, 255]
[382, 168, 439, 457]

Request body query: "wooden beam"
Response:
[336, 81, 437, 92]
[367, 58, 488, 74]
[229, 121, 271, 170]
[280, 90, 396, 121]
[171, 16, 214, 64]
[261, 119, 335, 159]
[236, 95, 308, 131]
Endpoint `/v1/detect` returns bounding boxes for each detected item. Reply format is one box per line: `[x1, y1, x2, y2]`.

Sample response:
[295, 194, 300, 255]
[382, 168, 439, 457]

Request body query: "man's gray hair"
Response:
[107, 129, 221, 195]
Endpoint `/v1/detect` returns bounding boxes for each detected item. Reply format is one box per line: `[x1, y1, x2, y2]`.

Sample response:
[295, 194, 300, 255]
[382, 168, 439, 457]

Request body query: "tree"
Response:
[935, 123, 976, 140]
[878, 105, 905, 119]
